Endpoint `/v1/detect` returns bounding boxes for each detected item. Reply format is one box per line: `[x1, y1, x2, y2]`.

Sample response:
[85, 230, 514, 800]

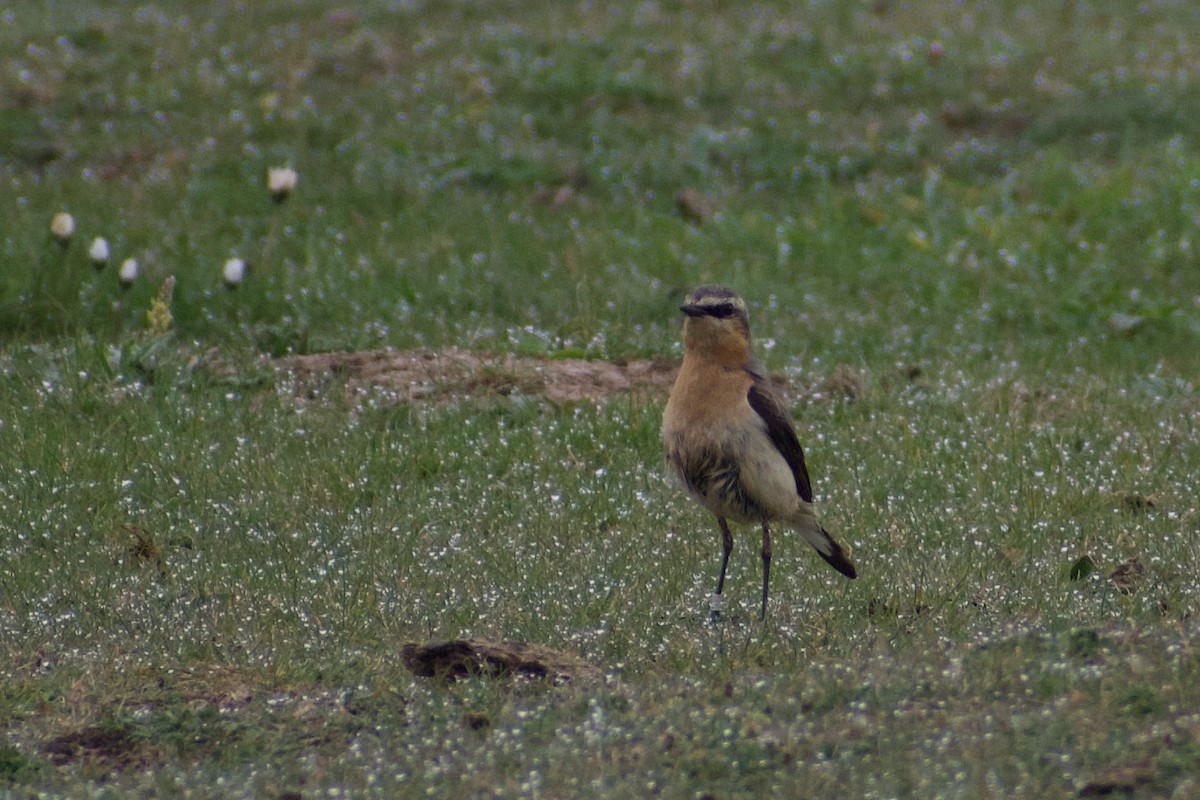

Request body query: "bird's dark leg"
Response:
[760, 522, 772, 620]
[712, 516, 734, 621]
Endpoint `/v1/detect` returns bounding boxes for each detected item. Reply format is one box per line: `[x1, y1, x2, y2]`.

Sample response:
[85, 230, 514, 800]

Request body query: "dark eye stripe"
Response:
[705, 303, 739, 319]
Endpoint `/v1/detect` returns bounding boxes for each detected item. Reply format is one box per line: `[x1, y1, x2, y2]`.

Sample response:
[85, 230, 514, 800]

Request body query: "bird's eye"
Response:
[706, 303, 738, 319]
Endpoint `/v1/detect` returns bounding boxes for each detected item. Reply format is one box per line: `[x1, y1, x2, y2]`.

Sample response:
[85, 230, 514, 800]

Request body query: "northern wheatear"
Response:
[662, 285, 857, 619]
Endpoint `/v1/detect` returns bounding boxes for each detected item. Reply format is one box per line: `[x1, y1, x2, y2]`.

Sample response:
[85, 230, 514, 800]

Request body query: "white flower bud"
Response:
[267, 166, 298, 202]
[118, 258, 139, 287]
[223, 257, 247, 287]
[89, 237, 110, 269]
[51, 212, 75, 243]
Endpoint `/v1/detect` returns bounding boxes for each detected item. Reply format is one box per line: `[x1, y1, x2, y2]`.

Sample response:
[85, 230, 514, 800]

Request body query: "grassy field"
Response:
[3, 0, 1200, 797]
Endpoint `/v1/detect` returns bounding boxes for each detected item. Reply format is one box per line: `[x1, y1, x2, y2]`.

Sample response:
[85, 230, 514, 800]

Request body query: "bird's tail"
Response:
[791, 513, 857, 579]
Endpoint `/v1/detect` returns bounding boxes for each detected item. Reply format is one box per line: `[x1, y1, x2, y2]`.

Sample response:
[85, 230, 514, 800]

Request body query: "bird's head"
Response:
[679, 284, 752, 360]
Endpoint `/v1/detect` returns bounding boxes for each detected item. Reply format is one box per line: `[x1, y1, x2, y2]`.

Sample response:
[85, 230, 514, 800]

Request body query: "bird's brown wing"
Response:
[747, 380, 813, 503]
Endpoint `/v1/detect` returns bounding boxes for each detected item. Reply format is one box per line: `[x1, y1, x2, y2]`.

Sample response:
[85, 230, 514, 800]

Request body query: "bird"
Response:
[662, 284, 857, 620]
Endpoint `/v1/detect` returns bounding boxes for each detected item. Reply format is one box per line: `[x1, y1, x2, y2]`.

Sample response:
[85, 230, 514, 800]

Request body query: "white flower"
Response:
[89, 237, 110, 268]
[267, 166, 298, 202]
[223, 257, 247, 287]
[51, 212, 75, 243]
[118, 258, 139, 287]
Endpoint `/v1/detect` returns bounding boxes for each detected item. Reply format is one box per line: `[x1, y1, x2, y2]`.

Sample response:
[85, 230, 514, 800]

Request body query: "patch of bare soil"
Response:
[277, 348, 679, 404]
[43, 725, 162, 774]
[1078, 762, 1160, 797]
[401, 638, 602, 684]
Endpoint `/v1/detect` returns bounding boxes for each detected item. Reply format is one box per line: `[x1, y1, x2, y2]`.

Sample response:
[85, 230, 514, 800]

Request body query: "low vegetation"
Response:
[2, 1, 1198, 797]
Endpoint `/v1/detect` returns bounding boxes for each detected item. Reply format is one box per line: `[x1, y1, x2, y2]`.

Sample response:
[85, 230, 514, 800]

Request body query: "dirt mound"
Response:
[278, 348, 679, 404]
[401, 638, 602, 683]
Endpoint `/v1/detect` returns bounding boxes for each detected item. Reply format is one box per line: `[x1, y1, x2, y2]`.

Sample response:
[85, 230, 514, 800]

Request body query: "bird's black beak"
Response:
[680, 304, 705, 317]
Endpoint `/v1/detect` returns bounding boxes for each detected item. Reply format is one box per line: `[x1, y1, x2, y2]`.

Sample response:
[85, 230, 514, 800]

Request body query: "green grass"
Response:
[3, 0, 1200, 797]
